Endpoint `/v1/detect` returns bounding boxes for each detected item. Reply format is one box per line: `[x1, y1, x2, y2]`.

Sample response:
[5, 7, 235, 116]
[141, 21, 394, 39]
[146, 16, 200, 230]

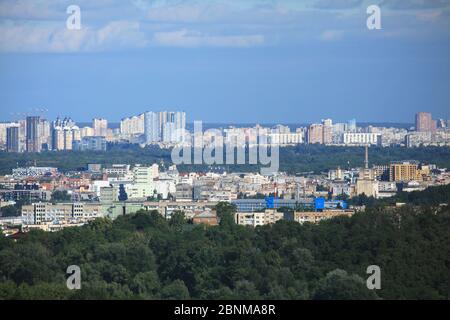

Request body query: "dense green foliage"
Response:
[1, 145, 449, 174]
[0, 144, 172, 174]
[0, 201, 449, 300]
[51, 190, 71, 202]
[348, 184, 450, 207]
[391, 184, 450, 206]
[0, 205, 20, 217]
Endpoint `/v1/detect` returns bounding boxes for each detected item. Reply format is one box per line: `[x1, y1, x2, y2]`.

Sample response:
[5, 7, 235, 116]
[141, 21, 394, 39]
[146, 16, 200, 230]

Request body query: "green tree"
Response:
[0, 205, 20, 217]
[131, 271, 161, 298]
[313, 269, 378, 300]
[161, 280, 190, 300]
[215, 202, 236, 227]
[169, 211, 186, 232]
[51, 190, 71, 202]
[118, 184, 128, 202]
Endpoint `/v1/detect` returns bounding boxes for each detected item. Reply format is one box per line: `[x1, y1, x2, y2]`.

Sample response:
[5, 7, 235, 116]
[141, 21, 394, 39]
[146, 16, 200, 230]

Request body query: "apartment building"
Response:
[22, 202, 101, 225]
[293, 210, 354, 224]
[235, 209, 284, 227]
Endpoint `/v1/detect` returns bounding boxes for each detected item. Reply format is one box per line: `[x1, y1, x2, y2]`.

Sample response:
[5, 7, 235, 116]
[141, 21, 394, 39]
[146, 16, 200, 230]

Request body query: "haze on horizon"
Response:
[0, 0, 449, 124]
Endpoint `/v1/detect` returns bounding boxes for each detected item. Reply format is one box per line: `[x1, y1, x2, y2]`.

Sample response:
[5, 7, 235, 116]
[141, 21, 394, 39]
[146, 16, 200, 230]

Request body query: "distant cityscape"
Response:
[1, 111, 449, 153]
[0, 110, 449, 233]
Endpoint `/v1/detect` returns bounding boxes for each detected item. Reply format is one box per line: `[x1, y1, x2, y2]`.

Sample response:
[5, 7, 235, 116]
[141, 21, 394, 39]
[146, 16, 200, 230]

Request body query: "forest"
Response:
[1, 144, 450, 175]
[347, 183, 450, 207]
[1, 200, 449, 300]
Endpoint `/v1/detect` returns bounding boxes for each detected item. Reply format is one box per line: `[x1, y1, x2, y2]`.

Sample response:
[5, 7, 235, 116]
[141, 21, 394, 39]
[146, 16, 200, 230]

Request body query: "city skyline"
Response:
[1, 110, 447, 125]
[2, 110, 448, 155]
[1, 1, 450, 123]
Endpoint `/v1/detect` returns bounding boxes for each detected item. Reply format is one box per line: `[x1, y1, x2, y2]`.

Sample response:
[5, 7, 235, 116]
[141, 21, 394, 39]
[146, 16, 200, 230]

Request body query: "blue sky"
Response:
[0, 0, 449, 123]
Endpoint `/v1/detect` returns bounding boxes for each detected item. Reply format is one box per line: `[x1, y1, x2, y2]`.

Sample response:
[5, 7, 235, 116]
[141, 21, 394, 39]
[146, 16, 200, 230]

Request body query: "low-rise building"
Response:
[293, 209, 354, 224]
[192, 210, 219, 226]
[22, 202, 101, 225]
[342, 132, 381, 146]
[235, 209, 284, 227]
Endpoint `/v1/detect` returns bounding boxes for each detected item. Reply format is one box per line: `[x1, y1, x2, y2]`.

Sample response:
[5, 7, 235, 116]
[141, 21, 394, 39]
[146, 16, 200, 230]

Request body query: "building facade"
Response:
[22, 202, 101, 225]
[6, 126, 19, 152]
[26, 116, 40, 152]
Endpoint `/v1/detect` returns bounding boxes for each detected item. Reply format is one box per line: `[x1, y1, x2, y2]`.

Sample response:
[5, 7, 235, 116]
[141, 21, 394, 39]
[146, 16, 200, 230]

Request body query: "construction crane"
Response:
[34, 107, 49, 120]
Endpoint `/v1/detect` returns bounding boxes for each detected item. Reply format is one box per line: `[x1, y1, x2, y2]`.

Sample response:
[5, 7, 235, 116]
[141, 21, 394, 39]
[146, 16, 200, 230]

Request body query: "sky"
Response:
[0, 0, 449, 124]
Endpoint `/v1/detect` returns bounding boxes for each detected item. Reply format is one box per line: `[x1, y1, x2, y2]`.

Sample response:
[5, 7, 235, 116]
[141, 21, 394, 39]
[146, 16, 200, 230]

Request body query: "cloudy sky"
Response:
[0, 0, 449, 123]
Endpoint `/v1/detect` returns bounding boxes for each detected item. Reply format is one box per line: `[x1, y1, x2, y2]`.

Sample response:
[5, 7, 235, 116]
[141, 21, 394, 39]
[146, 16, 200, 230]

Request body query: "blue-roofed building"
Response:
[232, 197, 347, 212]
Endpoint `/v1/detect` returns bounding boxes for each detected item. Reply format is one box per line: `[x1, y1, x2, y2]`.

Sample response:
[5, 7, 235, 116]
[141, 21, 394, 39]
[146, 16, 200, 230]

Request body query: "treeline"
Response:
[1, 145, 450, 175]
[0, 144, 172, 174]
[348, 184, 450, 207]
[1, 202, 449, 300]
[393, 184, 450, 206]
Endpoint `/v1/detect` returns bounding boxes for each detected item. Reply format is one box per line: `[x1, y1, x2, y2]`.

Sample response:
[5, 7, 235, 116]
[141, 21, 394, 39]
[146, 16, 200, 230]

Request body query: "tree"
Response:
[215, 202, 236, 227]
[0, 193, 449, 300]
[0, 242, 59, 285]
[0, 205, 20, 217]
[313, 269, 378, 300]
[118, 184, 128, 202]
[161, 280, 190, 300]
[169, 211, 186, 232]
[277, 206, 293, 214]
[233, 280, 261, 299]
[51, 190, 71, 202]
[131, 271, 161, 298]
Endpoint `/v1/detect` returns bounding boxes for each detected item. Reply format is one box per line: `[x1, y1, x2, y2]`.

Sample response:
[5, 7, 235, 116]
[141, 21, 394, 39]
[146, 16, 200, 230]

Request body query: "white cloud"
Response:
[0, 0, 447, 52]
[0, 0, 60, 20]
[153, 29, 264, 47]
[0, 20, 147, 52]
[96, 20, 148, 48]
[319, 29, 344, 41]
[145, 2, 234, 23]
[415, 9, 443, 22]
[313, 0, 363, 10]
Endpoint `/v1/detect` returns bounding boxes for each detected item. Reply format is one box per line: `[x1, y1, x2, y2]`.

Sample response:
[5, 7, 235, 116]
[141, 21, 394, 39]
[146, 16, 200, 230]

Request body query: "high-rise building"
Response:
[0, 122, 21, 149]
[144, 111, 186, 144]
[307, 124, 323, 144]
[322, 119, 333, 145]
[389, 161, 420, 182]
[373, 165, 390, 181]
[6, 126, 19, 152]
[332, 123, 346, 134]
[161, 111, 186, 143]
[26, 116, 40, 152]
[73, 136, 107, 151]
[0, 123, 10, 147]
[51, 117, 80, 151]
[415, 112, 433, 132]
[163, 121, 175, 143]
[80, 126, 94, 138]
[437, 119, 447, 129]
[93, 118, 108, 137]
[174, 111, 186, 142]
[347, 119, 356, 132]
[120, 113, 145, 136]
[52, 128, 65, 150]
[63, 128, 73, 150]
[127, 164, 158, 199]
[18, 119, 26, 152]
[145, 112, 161, 143]
[38, 119, 51, 151]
